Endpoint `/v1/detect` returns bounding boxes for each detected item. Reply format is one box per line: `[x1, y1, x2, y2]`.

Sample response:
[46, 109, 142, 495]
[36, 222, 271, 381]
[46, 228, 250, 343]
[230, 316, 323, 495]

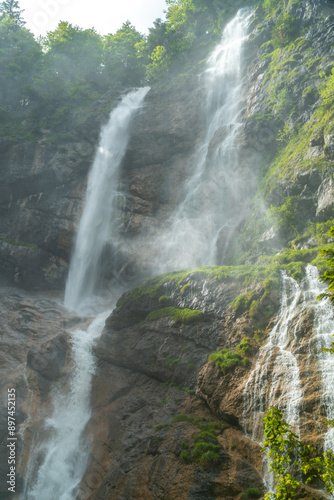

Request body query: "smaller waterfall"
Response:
[304, 265, 334, 450]
[157, 8, 254, 272]
[64, 87, 150, 314]
[243, 272, 303, 440]
[25, 312, 109, 500]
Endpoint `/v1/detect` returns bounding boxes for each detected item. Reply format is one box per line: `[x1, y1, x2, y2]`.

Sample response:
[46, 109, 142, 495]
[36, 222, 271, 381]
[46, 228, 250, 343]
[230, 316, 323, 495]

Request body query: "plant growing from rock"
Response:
[209, 347, 250, 374]
[262, 407, 334, 499]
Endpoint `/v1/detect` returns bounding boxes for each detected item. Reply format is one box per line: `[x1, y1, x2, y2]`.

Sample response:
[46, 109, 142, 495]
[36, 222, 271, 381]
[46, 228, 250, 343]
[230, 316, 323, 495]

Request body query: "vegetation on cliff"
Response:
[262, 407, 334, 499]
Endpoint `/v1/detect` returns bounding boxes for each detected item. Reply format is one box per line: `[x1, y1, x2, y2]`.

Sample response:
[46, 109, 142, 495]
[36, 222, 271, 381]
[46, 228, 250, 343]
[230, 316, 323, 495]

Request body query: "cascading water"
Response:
[158, 9, 254, 272]
[64, 87, 150, 314]
[243, 265, 334, 494]
[304, 265, 334, 450]
[25, 313, 109, 500]
[24, 88, 150, 500]
[243, 272, 303, 441]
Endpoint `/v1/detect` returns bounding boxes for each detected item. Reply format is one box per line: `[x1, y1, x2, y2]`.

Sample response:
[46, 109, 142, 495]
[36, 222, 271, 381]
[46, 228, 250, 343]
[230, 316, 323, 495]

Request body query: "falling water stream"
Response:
[24, 88, 149, 499]
[243, 272, 303, 441]
[159, 8, 254, 271]
[304, 265, 334, 451]
[64, 87, 150, 314]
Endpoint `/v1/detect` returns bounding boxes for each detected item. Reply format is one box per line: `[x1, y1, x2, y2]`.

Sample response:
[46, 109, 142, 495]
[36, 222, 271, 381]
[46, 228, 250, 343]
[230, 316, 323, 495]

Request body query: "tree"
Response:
[0, 15, 41, 111]
[0, 0, 25, 26]
[42, 21, 103, 85]
[103, 21, 145, 87]
[262, 407, 334, 499]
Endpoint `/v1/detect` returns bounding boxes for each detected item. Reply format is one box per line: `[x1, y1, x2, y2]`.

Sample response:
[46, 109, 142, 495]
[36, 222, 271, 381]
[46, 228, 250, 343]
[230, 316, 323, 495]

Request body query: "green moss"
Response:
[0, 237, 38, 249]
[171, 414, 193, 423]
[180, 283, 191, 293]
[158, 295, 172, 306]
[146, 307, 204, 324]
[231, 293, 252, 314]
[164, 354, 180, 367]
[154, 423, 171, 431]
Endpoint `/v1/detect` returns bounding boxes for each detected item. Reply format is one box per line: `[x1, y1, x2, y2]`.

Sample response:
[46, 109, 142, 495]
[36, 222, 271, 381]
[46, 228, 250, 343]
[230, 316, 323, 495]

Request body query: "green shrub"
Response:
[198, 450, 220, 466]
[192, 441, 220, 460]
[193, 430, 216, 441]
[245, 487, 262, 498]
[180, 450, 191, 463]
[209, 349, 249, 373]
[237, 337, 252, 355]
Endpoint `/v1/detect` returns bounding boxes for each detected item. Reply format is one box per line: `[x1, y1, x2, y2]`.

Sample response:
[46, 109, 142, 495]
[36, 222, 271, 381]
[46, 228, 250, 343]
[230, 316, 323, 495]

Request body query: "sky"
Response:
[19, 0, 167, 37]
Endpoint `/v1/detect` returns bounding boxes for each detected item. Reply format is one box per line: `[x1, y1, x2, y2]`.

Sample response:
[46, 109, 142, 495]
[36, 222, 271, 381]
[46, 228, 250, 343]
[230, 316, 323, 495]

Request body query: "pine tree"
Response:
[0, 0, 25, 26]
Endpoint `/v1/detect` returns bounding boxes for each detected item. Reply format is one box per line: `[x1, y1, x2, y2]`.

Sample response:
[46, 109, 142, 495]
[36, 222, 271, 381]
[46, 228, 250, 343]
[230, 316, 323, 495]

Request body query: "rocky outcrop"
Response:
[73, 267, 328, 499]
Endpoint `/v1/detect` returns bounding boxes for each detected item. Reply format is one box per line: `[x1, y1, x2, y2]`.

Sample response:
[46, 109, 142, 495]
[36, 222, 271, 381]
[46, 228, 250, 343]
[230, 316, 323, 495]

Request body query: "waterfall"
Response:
[64, 87, 150, 314]
[243, 265, 334, 493]
[304, 265, 334, 450]
[158, 8, 253, 272]
[25, 313, 109, 500]
[243, 272, 303, 441]
[24, 88, 150, 500]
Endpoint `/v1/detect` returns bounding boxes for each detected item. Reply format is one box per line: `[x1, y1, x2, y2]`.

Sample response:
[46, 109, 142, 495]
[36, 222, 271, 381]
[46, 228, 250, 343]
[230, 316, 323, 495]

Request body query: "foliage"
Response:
[269, 196, 300, 237]
[0, 0, 25, 25]
[0, 16, 42, 111]
[146, 45, 171, 81]
[237, 337, 252, 355]
[103, 21, 145, 87]
[245, 488, 262, 499]
[154, 413, 225, 467]
[262, 407, 334, 499]
[271, 14, 299, 49]
[320, 66, 334, 108]
[209, 348, 250, 373]
[164, 354, 181, 367]
[318, 226, 334, 307]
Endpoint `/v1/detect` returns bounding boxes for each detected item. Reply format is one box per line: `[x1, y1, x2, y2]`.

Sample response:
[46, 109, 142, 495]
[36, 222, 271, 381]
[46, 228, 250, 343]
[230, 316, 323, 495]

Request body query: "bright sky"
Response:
[19, 0, 167, 37]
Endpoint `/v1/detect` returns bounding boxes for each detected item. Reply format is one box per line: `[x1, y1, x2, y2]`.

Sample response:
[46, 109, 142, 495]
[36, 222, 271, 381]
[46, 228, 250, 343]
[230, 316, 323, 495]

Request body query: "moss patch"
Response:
[146, 307, 204, 324]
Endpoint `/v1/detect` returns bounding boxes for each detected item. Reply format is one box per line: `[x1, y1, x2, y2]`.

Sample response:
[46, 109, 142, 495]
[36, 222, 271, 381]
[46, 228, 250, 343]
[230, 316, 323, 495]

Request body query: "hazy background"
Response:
[19, 0, 167, 36]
